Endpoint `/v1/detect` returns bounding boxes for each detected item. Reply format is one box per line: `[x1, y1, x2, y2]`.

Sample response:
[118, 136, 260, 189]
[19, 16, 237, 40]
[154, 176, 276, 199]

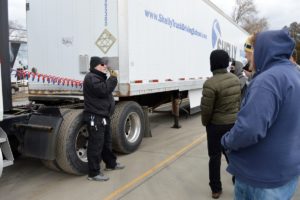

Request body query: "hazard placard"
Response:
[95, 29, 116, 54]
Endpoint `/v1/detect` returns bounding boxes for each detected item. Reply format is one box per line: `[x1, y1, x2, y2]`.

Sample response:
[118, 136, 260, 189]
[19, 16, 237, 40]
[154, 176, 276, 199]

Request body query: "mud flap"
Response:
[23, 107, 63, 160]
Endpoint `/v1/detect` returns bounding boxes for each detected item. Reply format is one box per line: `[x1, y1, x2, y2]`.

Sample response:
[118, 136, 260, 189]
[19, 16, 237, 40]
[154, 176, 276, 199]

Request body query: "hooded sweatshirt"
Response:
[232, 61, 247, 97]
[232, 61, 247, 89]
[221, 29, 300, 188]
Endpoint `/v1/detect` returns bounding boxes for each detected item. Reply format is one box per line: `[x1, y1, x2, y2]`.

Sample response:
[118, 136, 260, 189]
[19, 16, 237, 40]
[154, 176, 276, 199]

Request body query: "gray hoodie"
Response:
[231, 61, 247, 97]
[232, 61, 247, 89]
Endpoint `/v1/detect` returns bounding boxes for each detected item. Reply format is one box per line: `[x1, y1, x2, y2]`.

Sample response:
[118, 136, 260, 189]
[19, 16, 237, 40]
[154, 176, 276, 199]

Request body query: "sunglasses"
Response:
[244, 44, 252, 49]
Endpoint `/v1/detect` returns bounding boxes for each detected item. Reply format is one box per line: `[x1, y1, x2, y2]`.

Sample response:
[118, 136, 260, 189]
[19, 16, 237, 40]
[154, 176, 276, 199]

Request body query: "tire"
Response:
[54, 109, 89, 175]
[111, 101, 145, 154]
[41, 159, 61, 172]
[41, 109, 71, 172]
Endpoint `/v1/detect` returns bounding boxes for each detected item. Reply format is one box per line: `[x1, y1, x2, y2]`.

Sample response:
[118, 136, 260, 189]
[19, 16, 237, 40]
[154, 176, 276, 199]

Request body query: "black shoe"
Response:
[105, 162, 125, 171]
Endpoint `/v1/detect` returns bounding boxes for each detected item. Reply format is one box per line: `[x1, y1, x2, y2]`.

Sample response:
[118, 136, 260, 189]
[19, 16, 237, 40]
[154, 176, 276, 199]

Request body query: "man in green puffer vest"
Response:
[200, 49, 241, 199]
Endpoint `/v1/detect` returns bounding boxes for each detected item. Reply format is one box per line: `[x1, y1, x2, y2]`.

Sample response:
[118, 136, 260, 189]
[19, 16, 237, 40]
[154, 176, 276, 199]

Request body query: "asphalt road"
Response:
[0, 112, 299, 200]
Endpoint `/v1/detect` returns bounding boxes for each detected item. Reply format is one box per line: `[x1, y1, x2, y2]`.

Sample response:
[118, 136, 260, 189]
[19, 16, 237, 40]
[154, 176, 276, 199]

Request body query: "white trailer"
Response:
[27, 0, 247, 91]
[1, 0, 248, 176]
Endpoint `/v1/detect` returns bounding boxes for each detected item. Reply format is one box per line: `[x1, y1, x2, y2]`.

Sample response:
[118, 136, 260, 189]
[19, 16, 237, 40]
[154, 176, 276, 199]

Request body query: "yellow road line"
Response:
[104, 134, 207, 200]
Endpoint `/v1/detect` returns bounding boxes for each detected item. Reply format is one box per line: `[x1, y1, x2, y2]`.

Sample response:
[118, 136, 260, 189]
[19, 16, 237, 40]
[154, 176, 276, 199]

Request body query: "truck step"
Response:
[0, 137, 6, 143]
[3, 160, 14, 168]
[0, 129, 14, 170]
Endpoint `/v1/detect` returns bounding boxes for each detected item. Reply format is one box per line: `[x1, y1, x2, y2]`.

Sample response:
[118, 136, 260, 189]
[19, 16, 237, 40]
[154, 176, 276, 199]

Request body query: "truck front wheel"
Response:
[111, 101, 145, 154]
[55, 109, 88, 175]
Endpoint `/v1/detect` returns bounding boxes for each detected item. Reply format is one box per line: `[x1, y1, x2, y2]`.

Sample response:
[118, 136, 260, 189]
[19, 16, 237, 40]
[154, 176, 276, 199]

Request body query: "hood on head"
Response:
[231, 60, 247, 89]
[254, 29, 295, 74]
[233, 60, 244, 76]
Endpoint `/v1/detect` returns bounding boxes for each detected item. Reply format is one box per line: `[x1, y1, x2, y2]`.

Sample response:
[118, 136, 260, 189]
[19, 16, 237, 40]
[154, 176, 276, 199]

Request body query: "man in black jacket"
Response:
[83, 56, 124, 181]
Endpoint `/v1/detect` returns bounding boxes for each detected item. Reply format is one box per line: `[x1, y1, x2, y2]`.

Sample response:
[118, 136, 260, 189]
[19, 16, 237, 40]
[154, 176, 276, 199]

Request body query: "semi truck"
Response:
[0, 0, 248, 176]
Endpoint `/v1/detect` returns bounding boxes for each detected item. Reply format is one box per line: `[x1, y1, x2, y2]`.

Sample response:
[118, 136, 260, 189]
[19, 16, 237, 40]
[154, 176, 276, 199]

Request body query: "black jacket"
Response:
[83, 69, 117, 117]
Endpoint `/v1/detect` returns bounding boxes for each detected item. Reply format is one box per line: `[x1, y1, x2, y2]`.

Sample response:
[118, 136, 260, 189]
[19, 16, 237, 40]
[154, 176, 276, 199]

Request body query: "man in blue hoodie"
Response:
[221, 29, 300, 199]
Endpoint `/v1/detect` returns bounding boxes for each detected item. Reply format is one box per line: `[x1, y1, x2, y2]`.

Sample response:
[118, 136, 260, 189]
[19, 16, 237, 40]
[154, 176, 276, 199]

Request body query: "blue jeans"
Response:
[234, 177, 299, 200]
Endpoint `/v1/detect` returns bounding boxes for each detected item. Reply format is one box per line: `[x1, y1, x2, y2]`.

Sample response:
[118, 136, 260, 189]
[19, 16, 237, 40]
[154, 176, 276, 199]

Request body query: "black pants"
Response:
[86, 115, 117, 177]
[206, 123, 234, 193]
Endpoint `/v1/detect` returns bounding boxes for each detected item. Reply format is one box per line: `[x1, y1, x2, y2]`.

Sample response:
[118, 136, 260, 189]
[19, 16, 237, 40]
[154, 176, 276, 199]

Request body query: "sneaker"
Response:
[105, 162, 125, 171]
[212, 191, 222, 199]
[87, 173, 109, 181]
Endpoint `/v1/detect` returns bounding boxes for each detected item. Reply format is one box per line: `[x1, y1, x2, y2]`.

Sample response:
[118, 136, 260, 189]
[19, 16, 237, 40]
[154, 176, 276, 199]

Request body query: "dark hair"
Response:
[243, 62, 251, 72]
[231, 60, 236, 66]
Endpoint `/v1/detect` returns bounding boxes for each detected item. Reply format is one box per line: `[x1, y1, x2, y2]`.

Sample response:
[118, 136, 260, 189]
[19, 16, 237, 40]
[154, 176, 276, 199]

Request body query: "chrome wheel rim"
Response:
[124, 112, 141, 143]
[75, 125, 88, 162]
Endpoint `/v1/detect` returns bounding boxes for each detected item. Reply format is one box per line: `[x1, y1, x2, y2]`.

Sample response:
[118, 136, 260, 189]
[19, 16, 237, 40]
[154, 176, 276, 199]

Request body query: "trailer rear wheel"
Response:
[55, 109, 88, 175]
[111, 101, 145, 153]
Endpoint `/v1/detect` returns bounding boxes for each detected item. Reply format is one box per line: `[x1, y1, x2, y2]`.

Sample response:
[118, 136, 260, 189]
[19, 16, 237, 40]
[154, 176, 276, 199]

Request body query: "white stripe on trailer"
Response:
[119, 79, 205, 96]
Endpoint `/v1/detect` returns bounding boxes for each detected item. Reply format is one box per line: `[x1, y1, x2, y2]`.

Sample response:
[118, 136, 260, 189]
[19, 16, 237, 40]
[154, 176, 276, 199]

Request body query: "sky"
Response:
[8, 0, 300, 29]
[210, 0, 300, 29]
[8, 0, 26, 27]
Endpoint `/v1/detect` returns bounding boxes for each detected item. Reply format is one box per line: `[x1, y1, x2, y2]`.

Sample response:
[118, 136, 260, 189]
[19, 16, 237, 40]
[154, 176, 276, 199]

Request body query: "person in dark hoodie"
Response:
[200, 50, 241, 199]
[83, 56, 125, 182]
[221, 29, 300, 199]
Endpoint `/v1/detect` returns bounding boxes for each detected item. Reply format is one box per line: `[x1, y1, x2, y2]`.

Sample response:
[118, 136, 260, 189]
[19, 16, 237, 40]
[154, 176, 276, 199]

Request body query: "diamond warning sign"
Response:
[95, 29, 116, 54]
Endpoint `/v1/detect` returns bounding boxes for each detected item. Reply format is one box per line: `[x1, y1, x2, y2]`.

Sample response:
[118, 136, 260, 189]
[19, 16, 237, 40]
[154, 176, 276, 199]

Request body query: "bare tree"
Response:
[284, 22, 300, 64]
[232, 0, 256, 24]
[288, 22, 300, 42]
[231, 0, 268, 33]
[243, 17, 269, 33]
[9, 20, 27, 42]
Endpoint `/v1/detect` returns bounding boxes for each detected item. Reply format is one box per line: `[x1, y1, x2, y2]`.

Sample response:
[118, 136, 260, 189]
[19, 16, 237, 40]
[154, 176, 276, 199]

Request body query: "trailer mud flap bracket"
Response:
[23, 109, 63, 160]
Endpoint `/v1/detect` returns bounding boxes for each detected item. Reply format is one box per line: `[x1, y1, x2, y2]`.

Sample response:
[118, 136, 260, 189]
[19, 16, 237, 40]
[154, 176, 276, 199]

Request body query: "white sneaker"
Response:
[87, 173, 109, 181]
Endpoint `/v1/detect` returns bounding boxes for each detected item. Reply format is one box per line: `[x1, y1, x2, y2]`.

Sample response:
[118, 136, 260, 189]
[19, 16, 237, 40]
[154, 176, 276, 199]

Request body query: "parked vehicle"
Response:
[0, 0, 248, 176]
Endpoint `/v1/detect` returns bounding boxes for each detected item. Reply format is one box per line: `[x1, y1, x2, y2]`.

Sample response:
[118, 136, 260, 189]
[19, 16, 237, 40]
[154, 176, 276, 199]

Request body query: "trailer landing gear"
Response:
[171, 95, 181, 129]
